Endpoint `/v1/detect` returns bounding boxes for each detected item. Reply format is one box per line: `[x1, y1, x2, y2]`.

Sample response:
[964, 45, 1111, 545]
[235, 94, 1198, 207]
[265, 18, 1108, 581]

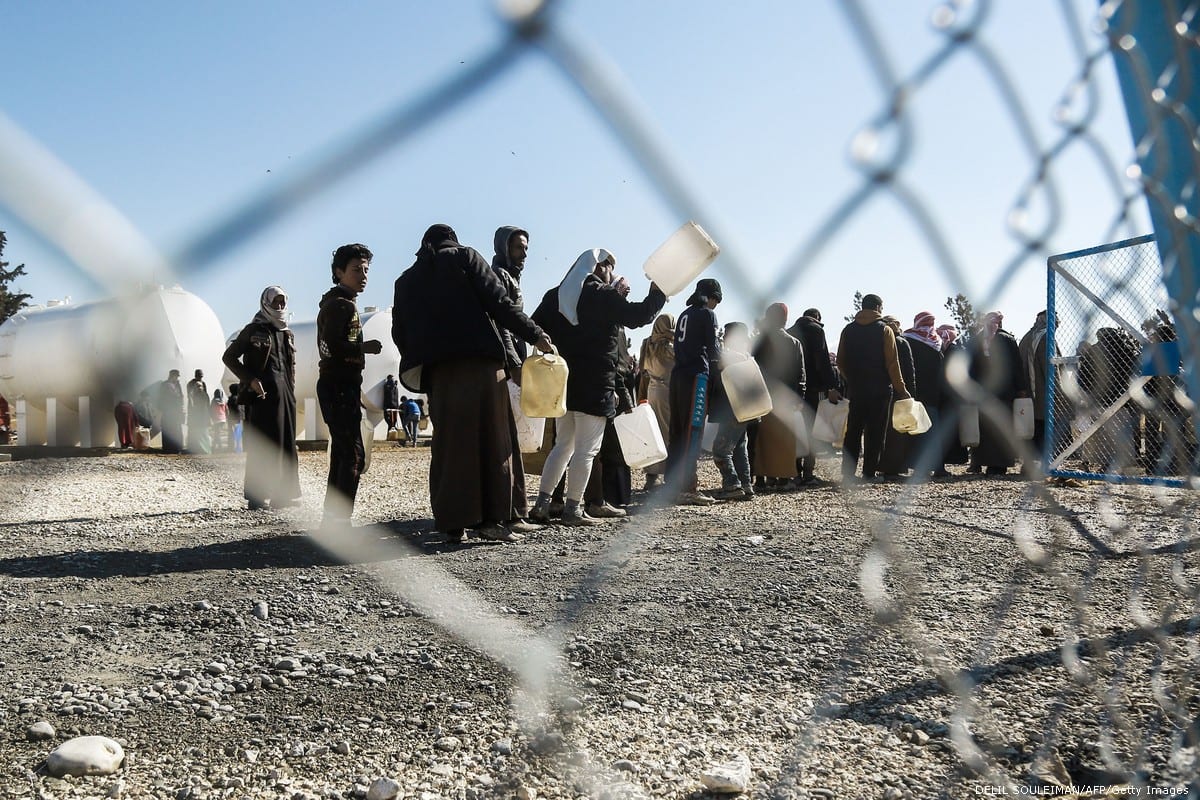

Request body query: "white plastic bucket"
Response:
[614, 403, 668, 469]
[642, 221, 721, 297]
[959, 404, 980, 447]
[1013, 397, 1035, 440]
[812, 398, 848, 446]
[520, 349, 569, 418]
[508, 382, 545, 453]
[721, 357, 773, 423]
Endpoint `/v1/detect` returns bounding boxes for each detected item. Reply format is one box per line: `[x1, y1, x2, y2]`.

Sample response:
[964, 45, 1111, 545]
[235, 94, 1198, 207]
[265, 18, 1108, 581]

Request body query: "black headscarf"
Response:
[415, 224, 459, 264]
[686, 278, 723, 307]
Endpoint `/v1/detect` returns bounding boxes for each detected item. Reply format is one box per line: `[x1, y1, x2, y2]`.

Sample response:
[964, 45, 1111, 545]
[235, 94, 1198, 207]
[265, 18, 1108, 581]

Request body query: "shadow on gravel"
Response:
[0, 517, 468, 578]
[822, 614, 1200, 727]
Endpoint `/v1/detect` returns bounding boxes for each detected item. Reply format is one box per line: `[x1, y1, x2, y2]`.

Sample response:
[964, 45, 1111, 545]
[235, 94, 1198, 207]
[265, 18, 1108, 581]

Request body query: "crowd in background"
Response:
[83, 224, 1197, 543]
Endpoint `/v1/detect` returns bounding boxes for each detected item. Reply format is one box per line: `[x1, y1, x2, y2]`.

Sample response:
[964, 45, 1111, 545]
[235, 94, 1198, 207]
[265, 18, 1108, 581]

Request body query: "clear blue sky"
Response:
[0, 1, 1150, 346]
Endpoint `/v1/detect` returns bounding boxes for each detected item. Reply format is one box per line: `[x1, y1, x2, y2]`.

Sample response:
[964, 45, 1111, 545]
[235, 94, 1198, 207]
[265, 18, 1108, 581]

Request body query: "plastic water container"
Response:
[812, 398, 848, 445]
[614, 402, 668, 469]
[642, 221, 721, 297]
[521, 349, 569, 418]
[794, 406, 811, 458]
[508, 382, 546, 453]
[892, 398, 932, 434]
[1013, 397, 1035, 440]
[959, 404, 980, 447]
[721, 357, 773, 422]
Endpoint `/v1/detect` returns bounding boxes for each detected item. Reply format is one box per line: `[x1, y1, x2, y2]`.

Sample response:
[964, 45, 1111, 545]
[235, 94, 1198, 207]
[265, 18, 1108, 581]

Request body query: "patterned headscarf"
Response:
[936, 324, 958, 351]
[903, 311, 941, 351]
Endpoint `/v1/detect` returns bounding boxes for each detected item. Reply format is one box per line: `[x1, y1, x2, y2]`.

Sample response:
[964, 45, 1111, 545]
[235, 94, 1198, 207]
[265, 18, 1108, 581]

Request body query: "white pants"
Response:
[539, 411, 607, 503]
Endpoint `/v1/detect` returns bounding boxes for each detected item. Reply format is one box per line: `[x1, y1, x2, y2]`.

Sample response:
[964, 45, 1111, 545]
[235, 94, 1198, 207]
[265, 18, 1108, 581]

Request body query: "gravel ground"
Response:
[1, 445, 1199, 799]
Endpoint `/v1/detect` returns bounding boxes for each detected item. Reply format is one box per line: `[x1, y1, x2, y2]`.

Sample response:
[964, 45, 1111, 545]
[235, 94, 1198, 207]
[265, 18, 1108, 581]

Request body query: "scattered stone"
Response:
[613, 759, 637, 772]
[530, 731, 565, 754]
[435, 736, 461, 752]
[491, 738, 513, 755]
[883, 788, 902, 800]
[106, 779, 125, 798]
[193, 600, 213, 611]
[46, 735, 125, 778]
[700, 753, 752, 794]
[746, 535, 765, 545]
[1039, 624, 1056, 637]
[621, 700, 644, 712]
[253, 601, 270, 620]
[911, 729, 930, 746]
[335, 740, 351, 755]
[516, 787, 537, 800]
[1031, 750, 1073, 788]
[205, 662, 227, 676]
[26, 720, 56, 741]
[366, 777, 401, 800]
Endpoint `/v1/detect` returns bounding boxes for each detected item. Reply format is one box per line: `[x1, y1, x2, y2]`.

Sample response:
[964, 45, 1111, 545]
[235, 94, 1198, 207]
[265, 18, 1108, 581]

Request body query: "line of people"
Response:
[190, 225, 1058, 543]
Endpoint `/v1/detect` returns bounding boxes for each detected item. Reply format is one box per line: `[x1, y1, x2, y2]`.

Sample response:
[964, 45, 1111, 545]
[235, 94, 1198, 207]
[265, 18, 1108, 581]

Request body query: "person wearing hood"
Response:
[787, 308, 841, 484]
[1017, 310, 1054, 460]
[392, 224, 552, 543]
[751, 302, 806, 487]
[637, 312, 676, 489]
[836, 293, 911, 482]
[900, 311, 947, 477]
[158, 369, 185, 454]
[224, 285, 301, 510]
[967, 311, 1029, 475]
[877, 314, 917, 478]
[528, 249, 666, 526]
[668, 277, 724, 505]
[492, 226, 532, 380]
[318, 244, 384, 527]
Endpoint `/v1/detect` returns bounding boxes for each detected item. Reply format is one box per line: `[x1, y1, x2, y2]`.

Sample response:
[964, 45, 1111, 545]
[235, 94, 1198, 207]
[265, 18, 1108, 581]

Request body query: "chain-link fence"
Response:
[4, 0, 1200, 797]
[1047, 234, 1199, 485]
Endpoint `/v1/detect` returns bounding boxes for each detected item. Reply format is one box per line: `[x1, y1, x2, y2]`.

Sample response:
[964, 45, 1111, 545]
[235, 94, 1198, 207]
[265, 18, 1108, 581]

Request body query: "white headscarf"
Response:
[255, 285, 289, 330]
[557, 249, 614, 325]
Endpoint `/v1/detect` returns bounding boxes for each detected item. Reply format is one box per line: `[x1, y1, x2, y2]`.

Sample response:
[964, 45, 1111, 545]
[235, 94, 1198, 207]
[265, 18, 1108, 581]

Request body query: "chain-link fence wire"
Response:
[1047, 235, 1200, 486]
[4, 0, 1200, 794]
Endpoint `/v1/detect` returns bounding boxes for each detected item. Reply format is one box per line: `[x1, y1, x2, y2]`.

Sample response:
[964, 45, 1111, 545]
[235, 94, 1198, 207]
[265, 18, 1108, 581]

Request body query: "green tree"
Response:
[943, 293, 978, 336]
[0, 231, 32, 326]
[844, 290, 863, 323]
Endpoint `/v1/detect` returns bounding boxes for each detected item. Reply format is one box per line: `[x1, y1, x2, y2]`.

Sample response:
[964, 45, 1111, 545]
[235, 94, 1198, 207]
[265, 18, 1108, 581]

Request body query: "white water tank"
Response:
[0, 286, 227, 445]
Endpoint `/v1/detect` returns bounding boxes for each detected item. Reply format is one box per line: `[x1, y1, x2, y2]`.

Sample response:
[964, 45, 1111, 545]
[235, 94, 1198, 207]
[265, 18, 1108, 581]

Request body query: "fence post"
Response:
[1108, 1, 1200, 441]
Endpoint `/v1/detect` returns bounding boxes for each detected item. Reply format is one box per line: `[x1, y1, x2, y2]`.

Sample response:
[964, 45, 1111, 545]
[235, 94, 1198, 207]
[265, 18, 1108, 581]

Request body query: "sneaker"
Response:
[476, 523, 523, 542]
[443, 529, 467, 544]
[586, 502, 627, 518]
[644, 474, 662, 490]
[507, 518, 541, 533]
[795, 474, 818, 487]
[548, 500, 566, 518]
[560, 508, 601, 526]
[739, 487, 756, 501]
[712, 485, 746, 500]
[528, 504, 551, 524]
[677, 491, 716, 506]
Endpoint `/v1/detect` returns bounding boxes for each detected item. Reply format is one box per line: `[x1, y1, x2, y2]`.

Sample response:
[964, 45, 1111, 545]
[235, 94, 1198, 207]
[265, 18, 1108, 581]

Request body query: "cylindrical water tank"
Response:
[0, 286, 227, 410]
[285, 307, 416, 412]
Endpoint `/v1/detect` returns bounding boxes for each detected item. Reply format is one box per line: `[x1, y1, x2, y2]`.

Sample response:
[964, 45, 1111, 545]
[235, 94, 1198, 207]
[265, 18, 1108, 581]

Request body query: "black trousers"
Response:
[318, 377, 364, 522]
[667, 371, 708, 492]
[842, 391, 891, 479]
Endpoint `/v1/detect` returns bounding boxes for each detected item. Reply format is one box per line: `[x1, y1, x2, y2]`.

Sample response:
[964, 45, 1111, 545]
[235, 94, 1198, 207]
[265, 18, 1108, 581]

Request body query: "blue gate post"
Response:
[1108, 2, 1200, 443]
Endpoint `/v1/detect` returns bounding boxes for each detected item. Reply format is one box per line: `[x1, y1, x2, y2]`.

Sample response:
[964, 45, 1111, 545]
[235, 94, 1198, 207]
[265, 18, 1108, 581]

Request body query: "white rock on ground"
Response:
[366, 776, 401, 800]
[46, 735, 125, 777]
[700, 752, 752, 794]
[25, 720, 55, 741]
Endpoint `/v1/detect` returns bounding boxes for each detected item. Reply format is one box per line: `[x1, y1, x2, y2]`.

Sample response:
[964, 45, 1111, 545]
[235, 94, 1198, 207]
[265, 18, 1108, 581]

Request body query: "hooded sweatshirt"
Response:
[836, 309, 910, 399]
[492, 226, 530, 374]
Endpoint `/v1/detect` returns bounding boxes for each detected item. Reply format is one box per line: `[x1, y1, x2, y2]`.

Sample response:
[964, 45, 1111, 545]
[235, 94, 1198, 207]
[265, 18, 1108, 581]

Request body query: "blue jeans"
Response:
[712, 420, 750, 489]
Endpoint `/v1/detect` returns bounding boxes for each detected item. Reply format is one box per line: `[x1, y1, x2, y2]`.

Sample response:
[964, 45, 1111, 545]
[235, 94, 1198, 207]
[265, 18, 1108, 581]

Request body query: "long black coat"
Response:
[532, 276, 665, 418]
[392, 239, 544, 393]
[787, 315, 836, 407]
